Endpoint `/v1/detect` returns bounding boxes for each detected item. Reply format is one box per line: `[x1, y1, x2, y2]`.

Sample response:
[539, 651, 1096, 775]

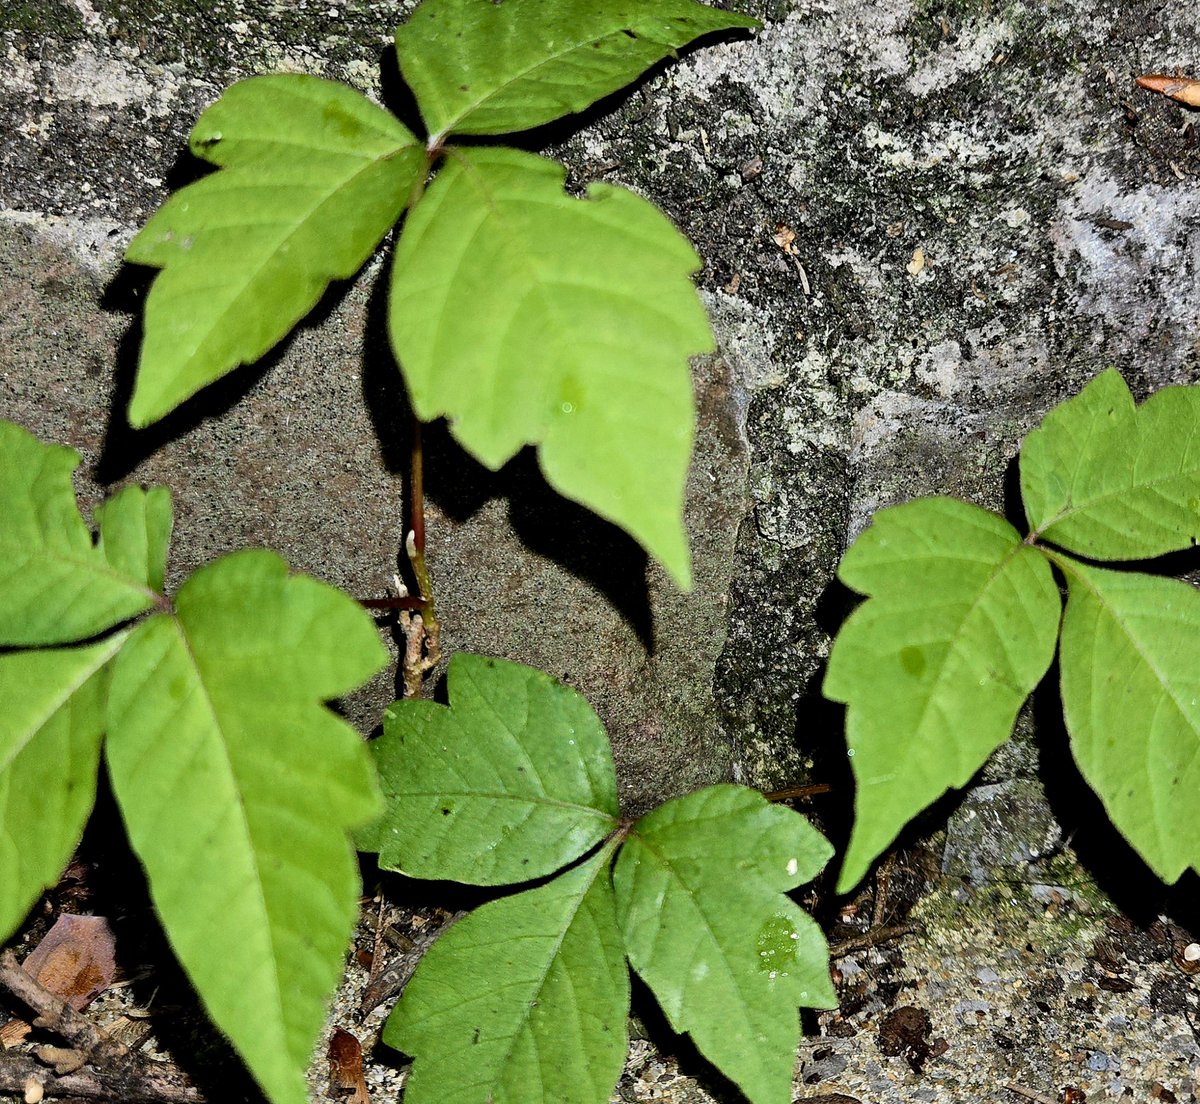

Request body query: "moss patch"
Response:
[1, 3, 85, 35]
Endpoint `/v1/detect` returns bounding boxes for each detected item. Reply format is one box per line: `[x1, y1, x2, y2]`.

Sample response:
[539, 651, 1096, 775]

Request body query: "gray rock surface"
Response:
[2, 0, 1199, 1101]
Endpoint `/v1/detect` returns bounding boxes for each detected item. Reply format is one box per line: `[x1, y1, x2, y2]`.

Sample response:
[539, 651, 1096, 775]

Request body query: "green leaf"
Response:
[823, 498, 1061, 893]
[0, 636, 124, 943]
[0, 421, 163, 646]
[105, 550, 386, 1104]
[126, 74, 425, 427]
[94, 485, 173, 595]
[1021, 369, 1200, 559]
[386, 847, 629, 1104]
[390, 146, 708, 587]
[614, 785, 833, 1104]
[395, 0, 758, 139]
[364, 654, 619, 885]
[1058, 559, 1200, 883]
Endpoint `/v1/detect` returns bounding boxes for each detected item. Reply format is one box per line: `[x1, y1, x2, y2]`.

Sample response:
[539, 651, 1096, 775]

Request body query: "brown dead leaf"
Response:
[1135, 74, 1200, 108]
[22, 915, 117, 1009]
[772, 222, 798, 255]
[328, 1027, 370, 1104]
[0, 915, 117, 1047]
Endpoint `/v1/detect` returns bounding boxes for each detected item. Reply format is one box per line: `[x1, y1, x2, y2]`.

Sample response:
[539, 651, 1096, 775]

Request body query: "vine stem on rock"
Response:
[354, 417, 441, 695]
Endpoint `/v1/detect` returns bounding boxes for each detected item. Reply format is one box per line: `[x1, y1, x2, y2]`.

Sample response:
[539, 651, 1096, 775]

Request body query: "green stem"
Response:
[409, 415, 426, 555]
[1034, 543, 1083, 581]
[406, 146, 437, 211]
[406, 419, 438, 633]
[408, 534, 439, 639]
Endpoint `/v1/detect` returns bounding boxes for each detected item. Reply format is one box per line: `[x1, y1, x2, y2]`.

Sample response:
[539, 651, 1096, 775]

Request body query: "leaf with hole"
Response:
[1058, 559, 1200, 883]
[386, 846, 629, 1104]
[823, 497, 1061, 892]
[105, 550, 386, 1104]
[1021, 368, 1200, 559]
[614, 785, 835, 1104]
[395, 0, 758, 139]
[0, 421, 165, 646]
[125, 74, 425, 426]
[389, 146, 707, 587]
[0, 637, 124, 943]
[363, 653, 619, 885]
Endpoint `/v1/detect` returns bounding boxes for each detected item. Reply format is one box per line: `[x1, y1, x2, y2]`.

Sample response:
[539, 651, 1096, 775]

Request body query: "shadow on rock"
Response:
[359, 252, 655, 652]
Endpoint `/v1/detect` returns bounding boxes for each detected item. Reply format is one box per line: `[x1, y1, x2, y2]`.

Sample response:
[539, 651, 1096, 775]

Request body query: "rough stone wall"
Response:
[3, 0, 1199, 1101]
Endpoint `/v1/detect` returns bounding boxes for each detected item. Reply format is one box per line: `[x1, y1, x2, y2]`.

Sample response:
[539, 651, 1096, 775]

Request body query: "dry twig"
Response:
[0, 951, 202, 1104]
[1135, 74, 1200, 108]
[0, 1051, 202, 1104]
[359, 911, 464, 1018]
[828, 923, 915, 959]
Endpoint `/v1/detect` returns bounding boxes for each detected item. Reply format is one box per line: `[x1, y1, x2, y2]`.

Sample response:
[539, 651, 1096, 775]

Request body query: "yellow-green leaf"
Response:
[824, 498, 1061, 892]
[1059, 559, 1200, 882]
[0, 637, 123, 942]
[1021, 369, 1200, 559]
[0, 421, 164, 646]
[395, 0, 758, 139]
[387, 848, 629, 1104]
[126, 75, 425, 426]
[390, 146, 707, 587]
[106, 550, 385, 1104]
[364, 654, 619, 885]
[614, 785, 834, 1104]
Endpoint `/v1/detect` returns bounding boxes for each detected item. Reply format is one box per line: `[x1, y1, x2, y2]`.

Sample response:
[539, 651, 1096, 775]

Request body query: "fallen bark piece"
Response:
[33, 1045, 86, 1076]
[0, 950, 124, 1066]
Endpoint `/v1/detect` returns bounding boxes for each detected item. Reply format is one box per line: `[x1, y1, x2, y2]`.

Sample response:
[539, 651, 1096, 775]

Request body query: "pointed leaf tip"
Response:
[387, 848, 629, 1104]
[0, 421, 163, 645]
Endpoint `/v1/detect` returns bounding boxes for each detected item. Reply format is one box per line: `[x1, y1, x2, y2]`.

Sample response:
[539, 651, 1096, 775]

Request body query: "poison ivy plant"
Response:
[125, 0, 759, 588]
[0, 419, 386, 1104]
[364, 653, 836, 1104]
[825, 369, 1200, 891]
